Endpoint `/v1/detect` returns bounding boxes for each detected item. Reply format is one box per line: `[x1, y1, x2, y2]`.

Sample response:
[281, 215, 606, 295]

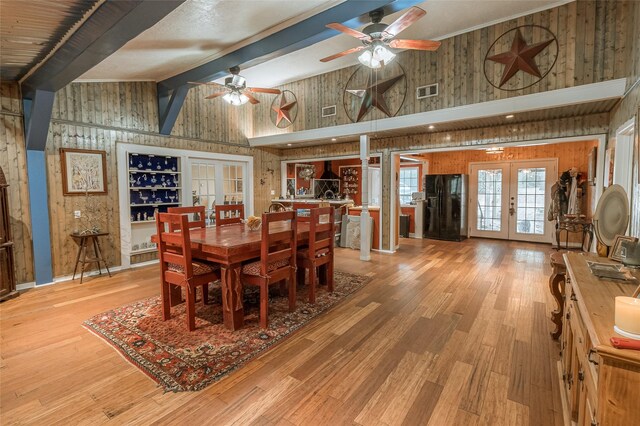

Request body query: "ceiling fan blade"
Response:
[246, 87, 281, 95]
[204, 91, 227, 99]
[388, 39, 441, 51]
[382, 6, 426, 38]
[326, 22, 372, 42]
[188, 81, 224, 87]
[243, 91, 260, 105]
[320, 46, 366, 63]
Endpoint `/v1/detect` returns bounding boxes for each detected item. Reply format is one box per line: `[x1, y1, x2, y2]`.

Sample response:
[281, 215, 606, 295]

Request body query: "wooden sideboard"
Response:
[560, 253, 640, 425]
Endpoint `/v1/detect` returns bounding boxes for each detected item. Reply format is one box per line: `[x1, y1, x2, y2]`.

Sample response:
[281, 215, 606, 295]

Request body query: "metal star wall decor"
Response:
[483, 25, 558, 91]
[270, 90, 298, 128]
[343, 63, 407, 123]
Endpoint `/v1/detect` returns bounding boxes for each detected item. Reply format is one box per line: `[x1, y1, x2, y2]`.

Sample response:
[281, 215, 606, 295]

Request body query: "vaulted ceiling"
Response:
[78, 0, 568, 87]
[1, 0, 571, 88]
[0, 0, 99, 81]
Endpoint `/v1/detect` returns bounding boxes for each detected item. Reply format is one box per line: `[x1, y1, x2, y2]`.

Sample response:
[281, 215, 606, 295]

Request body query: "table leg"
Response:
[72, 237, 84, 280]
[549, 267, 565, 340]
[91, 237, 102, 276]
[93, 236, 111, 277]
[221, 264, 244, 330]
[319, 264, 327, 285]
[79, 238, 88, 284]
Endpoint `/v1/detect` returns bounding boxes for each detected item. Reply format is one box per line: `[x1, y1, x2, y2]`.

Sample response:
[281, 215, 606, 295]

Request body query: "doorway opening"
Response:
[391, 136, 605, 250]
[469, 159, 557, 243]
[280, 154, 384, 251]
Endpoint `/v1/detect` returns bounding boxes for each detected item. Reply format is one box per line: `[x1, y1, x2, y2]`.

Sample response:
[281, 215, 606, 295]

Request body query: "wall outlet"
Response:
[270, 190, 275, 195]
[74, 210, 81, 218]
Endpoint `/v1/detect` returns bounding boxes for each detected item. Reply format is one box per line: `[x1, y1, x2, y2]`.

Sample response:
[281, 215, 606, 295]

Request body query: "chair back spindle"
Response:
[215, 204, 245, 226]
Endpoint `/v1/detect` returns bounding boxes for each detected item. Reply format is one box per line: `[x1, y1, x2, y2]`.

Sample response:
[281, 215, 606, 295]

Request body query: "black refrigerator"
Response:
[423, 174, 468, 241]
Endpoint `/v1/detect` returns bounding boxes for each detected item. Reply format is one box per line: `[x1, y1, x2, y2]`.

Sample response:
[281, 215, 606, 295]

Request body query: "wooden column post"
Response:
[360, 135, 371, 261]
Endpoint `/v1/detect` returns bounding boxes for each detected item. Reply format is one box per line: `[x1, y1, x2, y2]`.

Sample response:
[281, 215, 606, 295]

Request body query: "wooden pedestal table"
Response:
[71, 232, 112, 284]
[152, 222, 311, 330]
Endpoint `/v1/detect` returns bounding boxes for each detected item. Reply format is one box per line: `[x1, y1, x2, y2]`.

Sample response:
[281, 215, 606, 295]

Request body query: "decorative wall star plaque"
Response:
[483, 25, 558, 91]
[343, 63, 407, 123]
[270, 90, 298, 128]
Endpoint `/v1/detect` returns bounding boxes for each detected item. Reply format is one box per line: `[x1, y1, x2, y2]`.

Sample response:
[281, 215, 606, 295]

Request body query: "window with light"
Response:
[399, 167, 419, 205]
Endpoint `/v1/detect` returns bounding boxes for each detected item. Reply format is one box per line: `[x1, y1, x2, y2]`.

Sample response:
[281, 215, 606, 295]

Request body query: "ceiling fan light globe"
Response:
[358, 49, 381, 69]
[223, 92, 249, 106]
[372, 44, 395, 64]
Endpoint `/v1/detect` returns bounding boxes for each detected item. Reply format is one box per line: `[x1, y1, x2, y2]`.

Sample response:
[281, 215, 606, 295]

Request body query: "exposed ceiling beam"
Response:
[21, 0, 186, 99]
[19, 0, 185, 287]
[156, 0, 423, 135]
[159, 0, 422, 89]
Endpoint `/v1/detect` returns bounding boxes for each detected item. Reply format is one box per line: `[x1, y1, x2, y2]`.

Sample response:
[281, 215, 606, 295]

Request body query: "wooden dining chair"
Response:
[296, 207, 335, 304]
[268, 202, 286, 213]
[167, 205, 206, 230]
[240, 211, 297, 328]
[215, 204, 245, 226]
[156, 213, 220, 331]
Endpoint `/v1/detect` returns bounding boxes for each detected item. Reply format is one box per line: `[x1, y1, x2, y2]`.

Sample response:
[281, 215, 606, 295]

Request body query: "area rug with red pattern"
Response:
[83, 271, 370, 392]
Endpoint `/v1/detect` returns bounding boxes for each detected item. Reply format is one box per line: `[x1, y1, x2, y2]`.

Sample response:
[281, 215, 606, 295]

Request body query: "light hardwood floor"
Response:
[0, 238, 564, 425]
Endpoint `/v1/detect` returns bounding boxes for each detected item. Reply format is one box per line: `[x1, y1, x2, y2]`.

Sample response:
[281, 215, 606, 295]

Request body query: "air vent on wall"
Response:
[416, 83, 438, 99]
[322, 105, 337, 117]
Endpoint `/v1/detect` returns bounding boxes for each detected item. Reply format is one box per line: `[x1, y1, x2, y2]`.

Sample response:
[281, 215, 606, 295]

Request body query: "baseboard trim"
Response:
[16, 281, 36, 291]
[16, 260, 159, 290]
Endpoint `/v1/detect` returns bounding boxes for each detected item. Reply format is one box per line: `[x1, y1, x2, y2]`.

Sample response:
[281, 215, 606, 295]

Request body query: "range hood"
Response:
[320, 161, 340, 180]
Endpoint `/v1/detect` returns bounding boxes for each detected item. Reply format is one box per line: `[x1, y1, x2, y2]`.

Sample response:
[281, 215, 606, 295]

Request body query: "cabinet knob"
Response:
[570, 293, 577, 301]
[578, 369, 584, 382]
[588, 348, 599, 365]
[566, 312, 571, 320]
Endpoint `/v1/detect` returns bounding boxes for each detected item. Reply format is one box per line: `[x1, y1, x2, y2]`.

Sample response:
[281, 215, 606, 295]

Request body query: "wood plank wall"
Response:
[1, 82, 281, 281]
[46, 82, 281, 276]
[418, 140, 599, 217]
[1, 1, 637, 279]
[0, 84, 34, 283]
[281, 113, 610, 250]
[420, 141, 598, 176]
[252, 0, 638, 137]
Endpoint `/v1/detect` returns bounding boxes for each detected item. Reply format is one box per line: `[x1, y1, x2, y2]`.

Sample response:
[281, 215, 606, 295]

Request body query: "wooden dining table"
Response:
[153, 222, 310, 330]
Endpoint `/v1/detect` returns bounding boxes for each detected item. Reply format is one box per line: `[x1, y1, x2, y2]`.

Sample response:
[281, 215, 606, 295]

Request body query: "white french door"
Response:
[188, 158, 248, 210]
[469, 159, 557, 243]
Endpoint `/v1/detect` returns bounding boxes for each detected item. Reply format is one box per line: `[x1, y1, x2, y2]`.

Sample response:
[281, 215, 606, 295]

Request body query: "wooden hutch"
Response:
[0, 166, 18, 301]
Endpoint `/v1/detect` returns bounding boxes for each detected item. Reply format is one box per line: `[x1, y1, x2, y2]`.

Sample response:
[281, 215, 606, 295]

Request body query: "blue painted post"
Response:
[26, 151, 54, 285]
[24, 89, 55, 285]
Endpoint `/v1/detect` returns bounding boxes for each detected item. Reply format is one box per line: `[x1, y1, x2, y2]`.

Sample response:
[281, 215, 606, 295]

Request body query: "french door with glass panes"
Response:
[188, 159, 247, 225]
[469, 159, 557, 243]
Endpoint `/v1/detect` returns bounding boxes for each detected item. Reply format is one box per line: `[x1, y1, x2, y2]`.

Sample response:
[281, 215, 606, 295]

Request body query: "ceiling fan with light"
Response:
[320, 6, 440, 69]
[189, 66, 281, 105]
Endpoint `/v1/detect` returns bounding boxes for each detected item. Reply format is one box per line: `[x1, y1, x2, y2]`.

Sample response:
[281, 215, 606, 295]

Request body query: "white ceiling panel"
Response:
[78, 0, 569, 86]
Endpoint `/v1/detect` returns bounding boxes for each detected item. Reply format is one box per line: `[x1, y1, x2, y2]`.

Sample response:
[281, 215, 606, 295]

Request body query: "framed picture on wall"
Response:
[609, 235, 639, 262]
[60, 148, 108, 196]
[587, 146, 596, 186]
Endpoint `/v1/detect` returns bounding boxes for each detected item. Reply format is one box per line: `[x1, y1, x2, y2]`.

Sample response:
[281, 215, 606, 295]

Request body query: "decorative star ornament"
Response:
[272, 92, 297, 126]
[346, 73, 405, 122]
[487, 28, 554, 87]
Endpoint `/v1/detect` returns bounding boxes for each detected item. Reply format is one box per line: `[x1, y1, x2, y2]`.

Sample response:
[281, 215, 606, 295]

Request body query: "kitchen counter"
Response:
[347, 206, 380, 211]
[348, 206, 380, 249]
[272, 198, 354, 205]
